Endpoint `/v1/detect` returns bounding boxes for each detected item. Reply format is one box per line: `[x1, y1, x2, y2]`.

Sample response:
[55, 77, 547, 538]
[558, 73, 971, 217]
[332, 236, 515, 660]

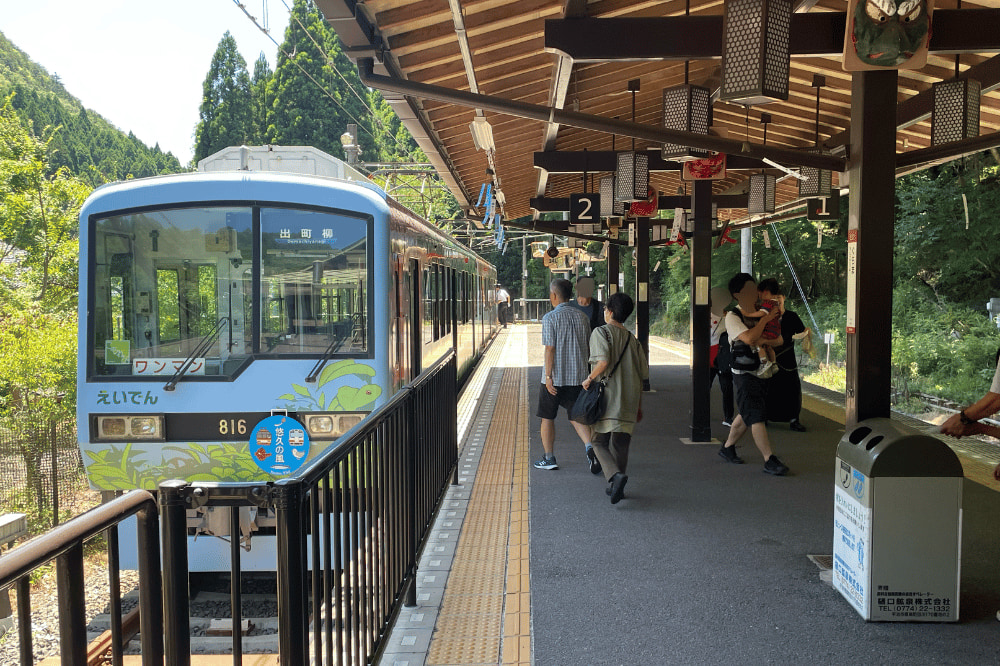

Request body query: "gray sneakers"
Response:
[533, 455, 558, 470]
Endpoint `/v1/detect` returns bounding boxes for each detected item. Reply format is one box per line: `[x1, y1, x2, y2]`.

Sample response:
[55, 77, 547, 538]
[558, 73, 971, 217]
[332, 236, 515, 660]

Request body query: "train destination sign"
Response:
[249, 415, 311, 476]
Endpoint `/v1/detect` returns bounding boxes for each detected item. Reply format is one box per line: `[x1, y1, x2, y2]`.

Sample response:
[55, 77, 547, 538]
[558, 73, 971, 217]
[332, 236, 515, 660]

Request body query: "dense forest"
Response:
[0, 32, 183, 185]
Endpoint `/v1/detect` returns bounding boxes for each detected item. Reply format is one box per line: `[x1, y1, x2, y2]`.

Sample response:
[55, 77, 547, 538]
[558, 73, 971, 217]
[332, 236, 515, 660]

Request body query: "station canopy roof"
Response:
[317, 0, 1000, 228]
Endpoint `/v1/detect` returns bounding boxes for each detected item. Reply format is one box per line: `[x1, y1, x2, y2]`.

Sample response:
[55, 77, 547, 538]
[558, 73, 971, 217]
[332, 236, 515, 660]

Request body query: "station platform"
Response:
[379, 324, 1000, 665]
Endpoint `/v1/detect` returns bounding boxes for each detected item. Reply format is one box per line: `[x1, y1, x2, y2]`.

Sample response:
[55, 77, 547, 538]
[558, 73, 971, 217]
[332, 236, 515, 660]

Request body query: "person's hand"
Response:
[582, 376, 592, 391]
[763, 308, 781, 322]
[994, 462, 1000, 482]
[546, 376, 557, 396]
[939, 413, 969, 438]
[636, 407, 643, 423]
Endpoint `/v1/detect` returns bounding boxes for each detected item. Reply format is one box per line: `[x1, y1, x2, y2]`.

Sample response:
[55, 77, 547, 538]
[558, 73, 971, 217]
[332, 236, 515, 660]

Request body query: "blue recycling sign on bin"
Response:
[249, 415, 310, 475]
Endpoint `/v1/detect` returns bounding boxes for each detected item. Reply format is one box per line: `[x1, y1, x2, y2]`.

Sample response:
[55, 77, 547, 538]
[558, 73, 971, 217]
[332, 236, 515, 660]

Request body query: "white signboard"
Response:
[132, 358, 207, 376]
[846, 229, 858, 334]
[833, 461, 871, 616]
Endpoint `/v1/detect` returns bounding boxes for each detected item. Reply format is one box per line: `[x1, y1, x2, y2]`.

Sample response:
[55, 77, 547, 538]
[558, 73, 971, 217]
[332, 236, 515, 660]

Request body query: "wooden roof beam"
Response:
[545, 10, 1000, 62]
[825, 54, 1000, 150]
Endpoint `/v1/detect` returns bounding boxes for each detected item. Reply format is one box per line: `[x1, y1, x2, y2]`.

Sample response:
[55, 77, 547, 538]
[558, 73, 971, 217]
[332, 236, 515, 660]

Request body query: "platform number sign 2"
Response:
[570, 193, 600, 226]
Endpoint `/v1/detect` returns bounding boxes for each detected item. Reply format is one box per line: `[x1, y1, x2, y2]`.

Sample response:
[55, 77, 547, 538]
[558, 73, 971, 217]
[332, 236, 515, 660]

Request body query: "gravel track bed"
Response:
[0, 567, 282, 661]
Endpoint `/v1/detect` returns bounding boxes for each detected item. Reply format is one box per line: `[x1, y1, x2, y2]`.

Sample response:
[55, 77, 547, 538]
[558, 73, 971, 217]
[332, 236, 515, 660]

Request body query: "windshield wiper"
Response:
[305, 334, 348, 383]
[163, 316, 231, 391]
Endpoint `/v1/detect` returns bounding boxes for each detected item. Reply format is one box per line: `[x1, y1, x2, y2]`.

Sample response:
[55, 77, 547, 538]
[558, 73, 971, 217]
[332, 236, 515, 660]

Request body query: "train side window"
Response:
[433, 264, 441, 341]
[443, 267, 451, 337]
[427, 265, 434, 342]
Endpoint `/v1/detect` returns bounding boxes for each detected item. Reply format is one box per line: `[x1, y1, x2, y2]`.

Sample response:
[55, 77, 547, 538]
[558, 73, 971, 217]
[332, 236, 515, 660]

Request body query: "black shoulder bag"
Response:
[570, 330, 631, 425]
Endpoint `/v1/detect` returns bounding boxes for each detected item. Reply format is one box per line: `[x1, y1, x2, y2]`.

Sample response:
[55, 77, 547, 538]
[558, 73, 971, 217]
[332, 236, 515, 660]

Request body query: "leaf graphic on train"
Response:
[159, 442, 271, 482]
[292, 384, 312, 396]
[317, 360, 375, 387]
[317, 392, 325, 410]
[278, 393, 296, 400]
[330, 383, 382, 410]
[83, 444, 143, 489]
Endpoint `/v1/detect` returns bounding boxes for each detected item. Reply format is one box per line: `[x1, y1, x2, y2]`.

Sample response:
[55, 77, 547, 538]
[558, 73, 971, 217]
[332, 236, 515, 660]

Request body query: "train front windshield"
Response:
[88, 204, 369, 380]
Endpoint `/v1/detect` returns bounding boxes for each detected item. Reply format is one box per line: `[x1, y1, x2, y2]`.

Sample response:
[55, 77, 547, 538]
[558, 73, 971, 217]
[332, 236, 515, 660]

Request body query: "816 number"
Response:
[219, 419, 248, 436]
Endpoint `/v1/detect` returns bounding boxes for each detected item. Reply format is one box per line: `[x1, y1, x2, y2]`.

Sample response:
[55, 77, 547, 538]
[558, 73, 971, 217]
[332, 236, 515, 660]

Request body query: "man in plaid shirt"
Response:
[534, 278, 595, 471]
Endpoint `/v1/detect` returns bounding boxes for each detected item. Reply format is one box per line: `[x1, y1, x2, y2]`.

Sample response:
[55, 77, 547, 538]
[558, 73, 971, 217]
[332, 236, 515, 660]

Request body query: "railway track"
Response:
[86, 573, 280, 660]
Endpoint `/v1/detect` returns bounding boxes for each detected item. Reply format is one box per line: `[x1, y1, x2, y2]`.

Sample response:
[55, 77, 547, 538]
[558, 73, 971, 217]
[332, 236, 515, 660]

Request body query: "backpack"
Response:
[715, 330, 732, 371]
[726, 311, 761, 372]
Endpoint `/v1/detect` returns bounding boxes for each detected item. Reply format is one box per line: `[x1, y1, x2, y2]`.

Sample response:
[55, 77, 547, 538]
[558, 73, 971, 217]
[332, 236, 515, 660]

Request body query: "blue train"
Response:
[76, 146, 498, 569]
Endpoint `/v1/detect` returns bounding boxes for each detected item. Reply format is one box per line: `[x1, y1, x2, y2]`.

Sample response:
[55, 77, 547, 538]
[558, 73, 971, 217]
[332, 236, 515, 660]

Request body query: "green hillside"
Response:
[0, 30, 183, 186]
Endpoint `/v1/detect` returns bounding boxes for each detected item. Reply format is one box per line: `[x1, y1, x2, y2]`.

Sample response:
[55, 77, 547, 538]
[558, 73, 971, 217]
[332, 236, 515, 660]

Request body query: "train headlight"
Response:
[303, 413, 366, 440]
[101, 417, 127, 437]
[94, 414, 165, 441]
[307, 415, 335, 434]
[131, 417, 160, 438]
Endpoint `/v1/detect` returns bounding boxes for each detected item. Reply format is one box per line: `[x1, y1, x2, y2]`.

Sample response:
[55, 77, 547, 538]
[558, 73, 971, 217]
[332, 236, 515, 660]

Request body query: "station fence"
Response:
[0, 416, 84, 530]
[0, 490, 163, 665]
[0, 351, 458, 665]
[159, 351, 459, 665]
[518, 298, 554, 322]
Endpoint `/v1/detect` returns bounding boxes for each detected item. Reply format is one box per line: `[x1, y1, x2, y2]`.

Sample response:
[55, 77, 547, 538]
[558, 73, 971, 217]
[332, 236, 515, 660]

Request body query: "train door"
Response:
[450, 267, 458, 351]
[409, 258, 421, 379]
[392, 256, 404, 390]
[153, 261, 220, 357]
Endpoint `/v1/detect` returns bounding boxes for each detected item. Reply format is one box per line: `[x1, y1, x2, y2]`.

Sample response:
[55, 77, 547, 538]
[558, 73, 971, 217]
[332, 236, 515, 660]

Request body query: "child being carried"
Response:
[745, 297, 783, 378]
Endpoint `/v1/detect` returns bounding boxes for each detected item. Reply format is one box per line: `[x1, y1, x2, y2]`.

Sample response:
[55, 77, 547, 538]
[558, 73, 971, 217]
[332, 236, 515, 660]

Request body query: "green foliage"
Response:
[83, 442, 274, 489]
[0, 100, 80, 419]
[194, 32, 254, 162]
[267, 0, 361, 158]
[0, 29, 183, 184]
[895, 156, 1000, 307]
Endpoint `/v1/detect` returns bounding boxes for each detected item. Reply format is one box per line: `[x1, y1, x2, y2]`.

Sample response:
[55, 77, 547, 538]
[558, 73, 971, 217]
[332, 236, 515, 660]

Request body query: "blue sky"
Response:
[1, 0, 290, 165]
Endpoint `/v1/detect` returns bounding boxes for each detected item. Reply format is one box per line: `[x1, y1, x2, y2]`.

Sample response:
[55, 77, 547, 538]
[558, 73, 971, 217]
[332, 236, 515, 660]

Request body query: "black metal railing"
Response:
[160, 351, 459, 665]
[0, 491, 163, 666]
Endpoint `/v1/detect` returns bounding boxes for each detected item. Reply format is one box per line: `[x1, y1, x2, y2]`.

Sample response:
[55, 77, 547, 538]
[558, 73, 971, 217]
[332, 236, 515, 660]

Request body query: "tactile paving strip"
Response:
[426, 360, 532, 666]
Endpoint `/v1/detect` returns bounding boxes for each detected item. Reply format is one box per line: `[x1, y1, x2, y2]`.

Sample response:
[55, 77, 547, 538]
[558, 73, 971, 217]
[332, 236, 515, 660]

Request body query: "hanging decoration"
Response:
[720, 0, 792, 105]
[681, 153, 728, 181]
[748, 174, 777, 214]
[842, 0, 933, 71]
[799, 75, 833, 198]
[615, 79, 649, 202]
[931, 78, 980, 145]
[628, 187, 658, 218]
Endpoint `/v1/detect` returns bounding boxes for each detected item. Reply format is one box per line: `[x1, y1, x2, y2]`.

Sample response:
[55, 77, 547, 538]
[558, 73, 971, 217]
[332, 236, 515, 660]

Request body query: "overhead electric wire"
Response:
[769, 222, 820, 333]
[230, 0, 404, 154]
[277, 0, 381, 116]
[275, 0, 415, 157]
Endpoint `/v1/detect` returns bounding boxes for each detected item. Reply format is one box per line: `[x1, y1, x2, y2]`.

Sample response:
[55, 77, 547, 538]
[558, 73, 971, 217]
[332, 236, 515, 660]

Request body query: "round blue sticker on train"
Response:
[249, 415, 310, 475]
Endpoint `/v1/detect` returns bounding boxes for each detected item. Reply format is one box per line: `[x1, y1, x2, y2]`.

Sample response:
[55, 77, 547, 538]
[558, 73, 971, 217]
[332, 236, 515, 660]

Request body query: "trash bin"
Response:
[833, 417, 963, 622]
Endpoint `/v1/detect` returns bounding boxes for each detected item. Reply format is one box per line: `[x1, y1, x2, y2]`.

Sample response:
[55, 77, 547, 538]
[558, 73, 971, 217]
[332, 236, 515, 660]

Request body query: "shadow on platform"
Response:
[529, 362, 1000, 664]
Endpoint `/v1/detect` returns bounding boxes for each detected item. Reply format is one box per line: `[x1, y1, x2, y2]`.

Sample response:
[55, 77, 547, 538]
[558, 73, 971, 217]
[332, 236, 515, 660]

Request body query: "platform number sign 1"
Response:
[570, 193, 599, 227]
[806, 191, 840, 221]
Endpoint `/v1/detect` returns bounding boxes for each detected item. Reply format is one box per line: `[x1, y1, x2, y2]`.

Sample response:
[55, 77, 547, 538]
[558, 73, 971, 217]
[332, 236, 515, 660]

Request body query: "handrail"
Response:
[158, 350, 459, 666]
[0, 491, 154, 583]
[293, 350, 457, 486]
[0, 490, 164, 666]
[163, 316, 231, 391]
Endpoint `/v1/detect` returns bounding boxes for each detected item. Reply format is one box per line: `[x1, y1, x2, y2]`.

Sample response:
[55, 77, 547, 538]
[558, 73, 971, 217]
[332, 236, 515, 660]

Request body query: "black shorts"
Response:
[536, 384, 583, 420]
[733, 372, 768, 426]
